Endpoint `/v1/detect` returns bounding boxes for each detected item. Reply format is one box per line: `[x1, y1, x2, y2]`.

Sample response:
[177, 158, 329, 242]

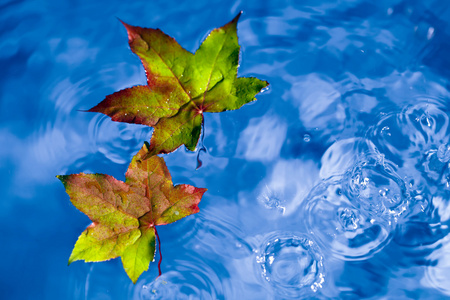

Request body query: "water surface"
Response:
[2, 0, 450, 299]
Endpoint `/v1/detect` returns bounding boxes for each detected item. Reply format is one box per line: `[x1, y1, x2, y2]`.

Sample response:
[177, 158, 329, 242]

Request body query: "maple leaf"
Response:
[57, 142, 207, 283]
[88, 12, 268, 155]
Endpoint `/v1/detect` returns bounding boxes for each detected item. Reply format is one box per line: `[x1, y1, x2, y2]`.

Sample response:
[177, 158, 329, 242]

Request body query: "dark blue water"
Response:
[2, 0, 450, 299]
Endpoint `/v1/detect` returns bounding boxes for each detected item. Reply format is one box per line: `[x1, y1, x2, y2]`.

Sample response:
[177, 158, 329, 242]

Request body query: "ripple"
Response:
[370, 99, 450, 196]
[344, 159, 411, 221]
[236, 113, 287, 162]
[419, 146, 450, 191]
[258, 185, 286, 213]
[133, 258, 226, 300]
[423, 234, 450, 296]
[193, 209, 253, 259]
[371, 99, 450, 168]
[84, 262, 132, 299]
[394, 221, 449, 248]
[255, 232, 325, 298]
[319, 137, 379, 179]
[394, 193, 450, 248]
[304, 176, 394, 260]
[88, 114, 153, 164]
[283, 74, 345, 143]
[255, 159, 320, 216]
[157, 212, 202, 249]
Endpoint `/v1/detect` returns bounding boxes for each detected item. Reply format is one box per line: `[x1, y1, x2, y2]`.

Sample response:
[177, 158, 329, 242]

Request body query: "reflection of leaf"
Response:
[57, 142, 207, 283]
[89, 13, 268, 155]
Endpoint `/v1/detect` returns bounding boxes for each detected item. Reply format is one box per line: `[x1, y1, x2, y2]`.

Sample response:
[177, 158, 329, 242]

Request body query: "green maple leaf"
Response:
[88, 12, 268, 155]
[57, 142, 207, 283]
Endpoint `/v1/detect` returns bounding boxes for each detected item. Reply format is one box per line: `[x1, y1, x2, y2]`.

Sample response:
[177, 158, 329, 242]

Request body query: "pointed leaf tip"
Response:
[89, 14, 266, 155]
[68, 255, 75, 266]
[223, 11, 242, 30]
[118, 19, 140, 43]
[56, 175, 67, 184]
[233, 11, 243, 23]
[61, 143, 206, 282]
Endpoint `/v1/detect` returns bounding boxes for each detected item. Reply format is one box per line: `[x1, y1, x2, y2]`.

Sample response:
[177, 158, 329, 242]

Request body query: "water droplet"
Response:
[260, 86, 270, 93]
[422, 115, 432, 127]
[311, 273, 325, 292]
[303, 176, 394, 260]
[381, 126, 391, 136]
[258, 186, 286, 213]
[256, 232, 325, 298]
[338, 207, 359, 231]
[427, 27, 435, 40]
[346, 161, 410, 219]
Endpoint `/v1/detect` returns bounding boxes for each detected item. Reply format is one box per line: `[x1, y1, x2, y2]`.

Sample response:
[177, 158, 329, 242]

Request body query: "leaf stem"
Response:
[196, 117, 207, 169]
[155, 227, 162, 278]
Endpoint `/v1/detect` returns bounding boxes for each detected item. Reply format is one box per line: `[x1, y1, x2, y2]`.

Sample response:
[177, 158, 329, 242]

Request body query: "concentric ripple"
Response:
[88, 114, 153, 164]
[193, 212, 253, 259]
[371, 99, 450, 188]
[304, 176, 394, 260]
[344, 159, 411, 221]
[256, 232, 325, 298]
[319, 137, 379, 179]
[132, 258, 227, 299]
[423, 234, 450, 297]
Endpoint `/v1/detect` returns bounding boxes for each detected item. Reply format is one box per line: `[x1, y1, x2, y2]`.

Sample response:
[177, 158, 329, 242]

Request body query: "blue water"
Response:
[2, 0, 450, 299]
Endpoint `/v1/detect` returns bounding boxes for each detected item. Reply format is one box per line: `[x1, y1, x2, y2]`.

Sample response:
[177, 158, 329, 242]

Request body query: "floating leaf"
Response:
[57, 142, 207, 283]
[89, 12, 268, 155]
